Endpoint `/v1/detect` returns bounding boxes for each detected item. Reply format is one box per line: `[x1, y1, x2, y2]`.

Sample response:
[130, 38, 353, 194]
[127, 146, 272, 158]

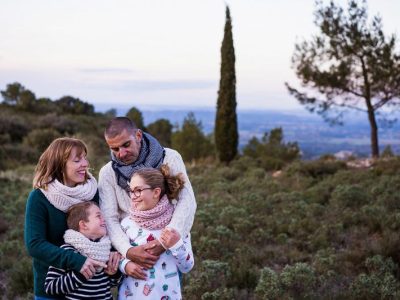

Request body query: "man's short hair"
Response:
[105, 117, 138, 138]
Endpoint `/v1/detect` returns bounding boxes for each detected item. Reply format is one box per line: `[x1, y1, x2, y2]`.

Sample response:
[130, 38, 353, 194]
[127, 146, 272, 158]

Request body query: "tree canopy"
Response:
[286, 0, 400, 157]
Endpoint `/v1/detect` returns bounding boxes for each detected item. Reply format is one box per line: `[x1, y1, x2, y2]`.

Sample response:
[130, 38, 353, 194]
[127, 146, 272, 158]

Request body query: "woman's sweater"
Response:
[24, 189, 99, 298]
[98, 148, 197, 257]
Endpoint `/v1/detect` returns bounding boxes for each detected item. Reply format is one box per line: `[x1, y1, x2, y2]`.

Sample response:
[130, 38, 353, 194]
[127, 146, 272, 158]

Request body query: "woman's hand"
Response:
[125, 261, 147, 280]
[80, 258, 107, 279]
[160, 227, 180, 249]
[104, 251, 121, 275]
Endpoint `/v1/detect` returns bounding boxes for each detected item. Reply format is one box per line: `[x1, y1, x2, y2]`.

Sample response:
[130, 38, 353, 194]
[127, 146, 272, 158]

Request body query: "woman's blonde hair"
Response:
[133, 164, 185, 201]
[33, 137, 88, 189]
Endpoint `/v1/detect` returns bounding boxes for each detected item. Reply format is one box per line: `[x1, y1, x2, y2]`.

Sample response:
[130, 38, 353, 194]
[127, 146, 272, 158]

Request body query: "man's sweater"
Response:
[98, 148, 196, 257]
[24, 189, 99, 298]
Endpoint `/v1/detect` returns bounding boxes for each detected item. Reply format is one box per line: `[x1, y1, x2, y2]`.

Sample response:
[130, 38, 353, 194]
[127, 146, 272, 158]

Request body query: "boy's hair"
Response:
[33, 137, 88, 189]
[133, 164, 185, 201]
[66, 202, 98, 231]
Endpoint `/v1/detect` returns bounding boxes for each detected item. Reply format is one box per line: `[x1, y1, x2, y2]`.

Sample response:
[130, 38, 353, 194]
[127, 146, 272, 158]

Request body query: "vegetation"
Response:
[215, 6, 238, 164]
[286, 0, 400, 158]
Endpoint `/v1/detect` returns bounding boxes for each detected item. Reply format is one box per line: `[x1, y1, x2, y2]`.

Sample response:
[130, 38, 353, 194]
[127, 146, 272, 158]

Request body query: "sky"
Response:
[0, 0, 399, 111]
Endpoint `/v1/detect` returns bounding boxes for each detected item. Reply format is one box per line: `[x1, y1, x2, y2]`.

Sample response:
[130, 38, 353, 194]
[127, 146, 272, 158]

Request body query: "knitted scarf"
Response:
[130, 195, 174, 230]
[111, 132, 165, 192]
[41, 173, 97, 212]
[64, 229, 111, 271]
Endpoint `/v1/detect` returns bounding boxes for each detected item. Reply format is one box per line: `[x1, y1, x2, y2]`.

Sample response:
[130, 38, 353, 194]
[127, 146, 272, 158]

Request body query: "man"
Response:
[98, 117, 196, 278]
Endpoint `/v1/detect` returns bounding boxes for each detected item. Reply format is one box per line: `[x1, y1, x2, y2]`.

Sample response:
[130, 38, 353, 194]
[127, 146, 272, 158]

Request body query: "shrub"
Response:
[255, 267, 281, 300]
[331, 184, 371, 208]
[23, 128, 62, 152]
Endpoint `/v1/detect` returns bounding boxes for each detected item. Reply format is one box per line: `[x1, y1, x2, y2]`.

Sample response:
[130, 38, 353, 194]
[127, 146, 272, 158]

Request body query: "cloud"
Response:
[118, 79, 217, 91]
[78, 68, 135, 74]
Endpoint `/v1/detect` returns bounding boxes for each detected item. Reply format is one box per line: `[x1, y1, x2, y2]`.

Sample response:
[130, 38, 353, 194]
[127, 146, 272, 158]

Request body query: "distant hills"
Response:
[95, 104, 400, 159]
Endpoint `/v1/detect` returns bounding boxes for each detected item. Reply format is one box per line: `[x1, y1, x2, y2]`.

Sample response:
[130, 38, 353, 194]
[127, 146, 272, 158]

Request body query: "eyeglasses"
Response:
[129, 187, 153, 198]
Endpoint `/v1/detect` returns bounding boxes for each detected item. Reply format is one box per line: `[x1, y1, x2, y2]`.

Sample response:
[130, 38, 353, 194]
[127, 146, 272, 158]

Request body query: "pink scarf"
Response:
[130, 195, 174, 230]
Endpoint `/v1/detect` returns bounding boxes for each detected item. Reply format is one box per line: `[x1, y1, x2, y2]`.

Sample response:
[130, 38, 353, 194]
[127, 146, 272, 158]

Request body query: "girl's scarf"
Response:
[64, 229, 111, 271]
[130, 195, 174, 230]
[41, 173, 97, 212]
[111, 132, 165, 192]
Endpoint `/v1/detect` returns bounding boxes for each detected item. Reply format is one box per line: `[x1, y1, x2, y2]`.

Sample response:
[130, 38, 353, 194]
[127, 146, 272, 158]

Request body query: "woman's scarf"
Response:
[111, 132, 165, 192]
[64, 229, 111, 271]
[41, 173, 97, 212]
[130, 195, 174, 230]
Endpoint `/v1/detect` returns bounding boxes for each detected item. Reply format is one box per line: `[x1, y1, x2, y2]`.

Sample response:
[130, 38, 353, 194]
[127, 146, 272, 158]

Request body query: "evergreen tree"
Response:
[215, 6, 238, 163]
[147, 118, 173, 147]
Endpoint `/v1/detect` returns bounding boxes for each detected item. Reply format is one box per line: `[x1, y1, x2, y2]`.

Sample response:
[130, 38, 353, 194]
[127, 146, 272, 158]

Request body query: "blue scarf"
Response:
[111, 132, 165, 192]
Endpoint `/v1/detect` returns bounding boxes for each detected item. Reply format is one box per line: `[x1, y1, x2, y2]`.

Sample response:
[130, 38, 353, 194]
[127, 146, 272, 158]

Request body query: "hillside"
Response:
[2, 157, 400, 299]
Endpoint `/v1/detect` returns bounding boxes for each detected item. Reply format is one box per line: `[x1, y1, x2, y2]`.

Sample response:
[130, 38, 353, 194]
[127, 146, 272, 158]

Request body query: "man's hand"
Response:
[160, 227, 181, 249]
[104, 251, 121, 276]
[146, 239, 165, 256]
[80, 258, 107, 280]
[125, 261, 147, 280]
[126, 245, 159, 269]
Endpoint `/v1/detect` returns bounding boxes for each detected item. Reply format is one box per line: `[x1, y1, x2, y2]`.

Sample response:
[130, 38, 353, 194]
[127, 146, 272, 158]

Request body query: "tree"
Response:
[55, 96, 95, 115]
[286, 0, 400, 158]
[172, 112, 212, 162]
[215, 6, 238, 163]
[1, 82, 25, 105]
[126, 106, 145, 130]
[147, 118, 173, 147]
[243, 128, 300, 170]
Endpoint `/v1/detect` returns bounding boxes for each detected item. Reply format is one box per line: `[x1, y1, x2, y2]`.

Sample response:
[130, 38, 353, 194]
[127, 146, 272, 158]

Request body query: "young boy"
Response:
[45, 202, 121, 299]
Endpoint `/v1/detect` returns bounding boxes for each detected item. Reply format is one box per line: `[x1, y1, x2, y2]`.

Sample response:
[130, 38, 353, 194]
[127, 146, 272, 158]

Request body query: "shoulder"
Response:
[99, 161, 113, 177]
[164, 148, 182, 159]
[26, 189, 48, 209]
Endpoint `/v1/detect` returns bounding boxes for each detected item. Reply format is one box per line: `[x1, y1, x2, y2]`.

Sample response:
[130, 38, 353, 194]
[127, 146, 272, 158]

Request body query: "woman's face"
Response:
[64, 147, 89, 187]
[129, 175, 160, 211]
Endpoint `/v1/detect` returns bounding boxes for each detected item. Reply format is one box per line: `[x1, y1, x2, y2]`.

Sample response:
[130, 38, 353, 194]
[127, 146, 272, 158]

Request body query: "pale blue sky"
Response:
[0, 0, 399, 110]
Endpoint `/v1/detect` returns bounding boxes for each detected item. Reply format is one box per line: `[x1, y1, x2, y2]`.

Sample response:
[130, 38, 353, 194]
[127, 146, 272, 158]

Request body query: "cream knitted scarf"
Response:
[64, 229, 111, 271]
[40, 174, 97, 212]
[130, 195, 174, 230]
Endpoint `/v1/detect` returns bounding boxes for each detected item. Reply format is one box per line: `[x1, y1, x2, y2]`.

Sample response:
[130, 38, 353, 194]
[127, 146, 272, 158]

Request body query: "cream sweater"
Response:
[98, 148, 197, 257]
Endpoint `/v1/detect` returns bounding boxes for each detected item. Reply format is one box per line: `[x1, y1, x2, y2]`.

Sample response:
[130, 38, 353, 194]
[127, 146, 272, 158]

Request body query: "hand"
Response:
[146, 239, 165, 256]
[160, 227, 180, 249]
[125, 261, 147, 280]
[126, 245, 159, 269]
[80, 258, 107, 280]
[104, 251, 121, 275]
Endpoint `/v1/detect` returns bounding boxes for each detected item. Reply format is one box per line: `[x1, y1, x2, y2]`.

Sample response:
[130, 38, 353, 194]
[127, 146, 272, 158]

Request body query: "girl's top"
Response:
[118, 216, 194, 300]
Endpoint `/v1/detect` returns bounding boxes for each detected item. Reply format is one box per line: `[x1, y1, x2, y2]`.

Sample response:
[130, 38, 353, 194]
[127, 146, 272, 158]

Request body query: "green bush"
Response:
[23, 128, 62, 152]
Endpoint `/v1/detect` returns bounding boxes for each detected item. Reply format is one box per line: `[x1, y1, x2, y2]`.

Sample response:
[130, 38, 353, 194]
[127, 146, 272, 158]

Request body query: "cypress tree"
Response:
[215, 6, 238, 163]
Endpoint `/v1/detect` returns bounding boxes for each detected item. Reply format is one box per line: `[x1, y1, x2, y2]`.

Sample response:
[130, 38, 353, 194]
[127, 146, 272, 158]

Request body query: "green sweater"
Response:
[24, 189, 99, 298]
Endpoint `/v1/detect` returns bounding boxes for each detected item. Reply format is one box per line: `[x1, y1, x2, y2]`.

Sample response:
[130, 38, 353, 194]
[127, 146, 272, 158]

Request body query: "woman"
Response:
[24, 137, 108, 299]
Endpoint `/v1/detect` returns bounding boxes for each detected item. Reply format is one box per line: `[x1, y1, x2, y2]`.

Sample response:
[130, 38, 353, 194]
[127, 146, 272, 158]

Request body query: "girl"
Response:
[24, 137, 119, 300]
[118, 164, 194, 299]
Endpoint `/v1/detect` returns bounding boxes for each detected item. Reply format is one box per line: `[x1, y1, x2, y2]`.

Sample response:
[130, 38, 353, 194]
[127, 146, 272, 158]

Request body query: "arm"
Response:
[169, 235, 195, 274]
[44, 245, 87, 295]
[165, 150, 197, 237]
[98, 165, 132, 257]
[24, 191, 86, 271]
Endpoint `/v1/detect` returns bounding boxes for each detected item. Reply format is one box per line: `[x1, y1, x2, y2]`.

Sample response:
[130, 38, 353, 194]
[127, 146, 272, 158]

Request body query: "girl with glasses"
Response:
[118, 164, 194, 299]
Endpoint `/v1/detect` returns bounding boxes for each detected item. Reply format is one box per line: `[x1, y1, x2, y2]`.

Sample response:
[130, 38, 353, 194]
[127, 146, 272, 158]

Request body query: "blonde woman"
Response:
[24, 137, 118, 300]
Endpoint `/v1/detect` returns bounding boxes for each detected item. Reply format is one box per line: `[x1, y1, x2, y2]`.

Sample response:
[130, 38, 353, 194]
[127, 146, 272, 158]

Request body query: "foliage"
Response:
[215, 6, 238, 164]
[55, 96, 95, 115]
[23, 128, 62, 152]
[126, 106, 145, 130]
[171, 112, 213, 162]
[147, 118, 173, 147]
[243, 127, 300, 170]
[286, 0, 400, 157]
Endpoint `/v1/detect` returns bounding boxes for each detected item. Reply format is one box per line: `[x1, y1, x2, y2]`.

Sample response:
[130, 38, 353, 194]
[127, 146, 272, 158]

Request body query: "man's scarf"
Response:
[111, 132, 165, 192]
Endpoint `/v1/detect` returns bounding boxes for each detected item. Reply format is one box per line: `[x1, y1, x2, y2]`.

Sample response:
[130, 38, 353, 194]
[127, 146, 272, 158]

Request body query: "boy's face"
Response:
[80, 205, 107, 240]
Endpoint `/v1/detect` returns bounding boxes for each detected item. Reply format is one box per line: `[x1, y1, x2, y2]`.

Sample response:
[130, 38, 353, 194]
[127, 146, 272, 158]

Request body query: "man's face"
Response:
[105, 129, 142, 164]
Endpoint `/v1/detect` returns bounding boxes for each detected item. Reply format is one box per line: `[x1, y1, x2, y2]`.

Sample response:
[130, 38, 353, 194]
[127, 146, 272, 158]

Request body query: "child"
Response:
[118, 164, 194, 299]
[45, 202, 121, 299]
